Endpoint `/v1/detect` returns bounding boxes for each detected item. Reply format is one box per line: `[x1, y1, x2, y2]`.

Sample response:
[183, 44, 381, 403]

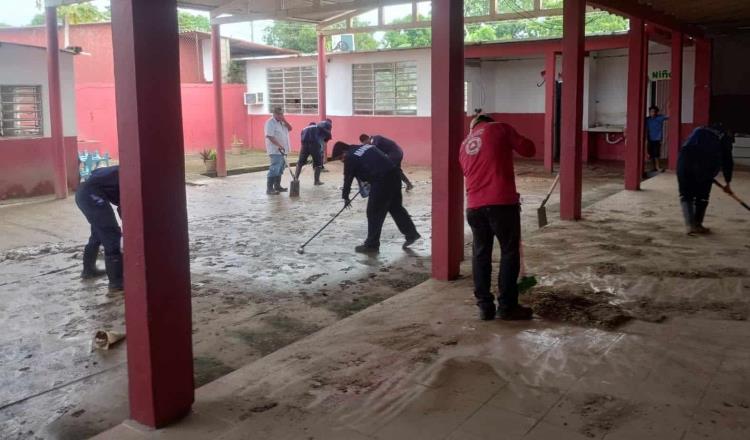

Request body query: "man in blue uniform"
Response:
[75, 165, 123, 291]
[331, 141, 420, 254]
[646, 106, 669, 172]
[295, 122, 325, 185]
[359, 133, 414, 191]
[677, 124, 734, 235]
[318, 119, 333, 172]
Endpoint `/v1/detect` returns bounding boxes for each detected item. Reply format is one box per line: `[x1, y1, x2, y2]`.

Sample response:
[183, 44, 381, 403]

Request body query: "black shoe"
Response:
[81, 244, 106, 279]
[274, 177, 288, 192]
[479, 306, 496, 321]
[498, 305, 533, 321]
[403, 233, 421, 249]
[314, 180, 324, 186]
[355, 244, 379, 254]
[105, 254, 124, 292]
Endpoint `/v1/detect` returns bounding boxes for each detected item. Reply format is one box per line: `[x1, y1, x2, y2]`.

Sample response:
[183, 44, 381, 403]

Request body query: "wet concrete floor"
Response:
[0, 162, 623, 439]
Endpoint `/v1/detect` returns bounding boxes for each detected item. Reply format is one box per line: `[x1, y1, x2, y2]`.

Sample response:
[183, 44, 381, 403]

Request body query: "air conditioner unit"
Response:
[332, 34, 355, 52]
[244, 92, 264, 105]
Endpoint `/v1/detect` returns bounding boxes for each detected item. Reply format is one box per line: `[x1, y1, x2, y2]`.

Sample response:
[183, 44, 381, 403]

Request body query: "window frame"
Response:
[0, 85, 44, 138]
[352, 61, 418, 116]
[266, 66, 319, 115]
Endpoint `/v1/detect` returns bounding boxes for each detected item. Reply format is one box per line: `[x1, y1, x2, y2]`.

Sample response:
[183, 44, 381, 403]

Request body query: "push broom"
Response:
[713, 179, 750, 211]
[537, 173, 560, 228]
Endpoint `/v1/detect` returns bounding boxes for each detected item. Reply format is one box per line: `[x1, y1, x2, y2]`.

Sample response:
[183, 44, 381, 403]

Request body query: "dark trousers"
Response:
[466, 204, 521, 311]
[365, 169, 418, 248]
[297, 141, 323, 169]
[75, 190, 122, 257]
[677, 156, 713, 204]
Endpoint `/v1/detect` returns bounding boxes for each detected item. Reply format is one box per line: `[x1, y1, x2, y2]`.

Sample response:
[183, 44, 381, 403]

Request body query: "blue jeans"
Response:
[268, 154, 284, 178]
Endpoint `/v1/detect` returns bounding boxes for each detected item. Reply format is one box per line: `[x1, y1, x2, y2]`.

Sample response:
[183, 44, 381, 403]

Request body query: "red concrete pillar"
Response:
[625, 18, 646, 190]
[543, 51, 556, 173]
[212, 24, 227, 177]
[694, 38, 712, 126]
[111, 0, 194, 428]
[431, 0, 464, 281]
[668, 31, 683, 170]
[559, 0, 585, 220]
[45, 7, 68, 199]
[317, 33, 327, 121]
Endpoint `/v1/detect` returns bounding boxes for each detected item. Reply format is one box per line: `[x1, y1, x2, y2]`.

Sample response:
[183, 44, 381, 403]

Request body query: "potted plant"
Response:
[230, 134, 244, 155]
[200, 149, 217, 173]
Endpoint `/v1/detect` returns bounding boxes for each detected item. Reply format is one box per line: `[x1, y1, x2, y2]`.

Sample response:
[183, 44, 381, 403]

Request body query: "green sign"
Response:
[651, 70, 671, 80]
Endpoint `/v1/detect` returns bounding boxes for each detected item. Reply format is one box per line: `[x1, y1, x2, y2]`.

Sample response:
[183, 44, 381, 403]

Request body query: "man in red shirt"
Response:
[459, 114, 536, 321]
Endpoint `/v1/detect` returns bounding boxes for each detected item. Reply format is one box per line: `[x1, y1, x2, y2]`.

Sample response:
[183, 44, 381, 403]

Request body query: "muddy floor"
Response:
[0, 161, 625, 439]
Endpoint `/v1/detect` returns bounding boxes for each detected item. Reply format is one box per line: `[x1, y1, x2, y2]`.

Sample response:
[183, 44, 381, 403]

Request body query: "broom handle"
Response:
[540, 174, 561, 207]
[300, 192, 360, 249]
[713, 179, 750, 211]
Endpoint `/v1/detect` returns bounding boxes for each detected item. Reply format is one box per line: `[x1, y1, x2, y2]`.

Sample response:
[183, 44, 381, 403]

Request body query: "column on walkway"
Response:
[693, 38, 712, 126]
[625, 18, 647, 190]
[111, 0, 194, 428]
[543, 51, 557, 173]
[317, 33, 327, 122]
[559, 0, 585, 220]
[212, 24, 227, 177]
[431, 0, 464, 280]
[668, 31, 683, 170]
[46, 7, 68, 199]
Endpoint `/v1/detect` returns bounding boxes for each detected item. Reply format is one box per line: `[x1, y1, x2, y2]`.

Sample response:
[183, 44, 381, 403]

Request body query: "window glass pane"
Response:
[416, 1, 431, 20]
[541, 0, 563, 9]
[352, 61, 417, 115]
[465, 0, 490, 17]
[266, 66, 318, 114]
[0, 85, 43, 137]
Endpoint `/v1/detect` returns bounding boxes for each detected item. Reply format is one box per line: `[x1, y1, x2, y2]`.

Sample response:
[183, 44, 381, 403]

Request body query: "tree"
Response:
[381, 17, 431, 49]
[227, 60, 246, 84]
[178, 10, 210, 33]
[263, 21, 318, 53]
[30, 2, 109, 26]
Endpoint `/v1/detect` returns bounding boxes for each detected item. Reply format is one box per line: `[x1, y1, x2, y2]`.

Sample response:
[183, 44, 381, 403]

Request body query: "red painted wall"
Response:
[75, 83, 247, 156]
[0, 24, 205, 84]
[0, 136, 78, 200]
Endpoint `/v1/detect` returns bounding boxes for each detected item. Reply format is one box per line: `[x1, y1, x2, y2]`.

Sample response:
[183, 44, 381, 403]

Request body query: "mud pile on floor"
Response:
[521, 286, 632, 330]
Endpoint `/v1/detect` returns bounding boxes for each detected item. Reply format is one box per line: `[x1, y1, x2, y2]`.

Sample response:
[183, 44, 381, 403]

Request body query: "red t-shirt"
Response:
[459, 121, 536, 209]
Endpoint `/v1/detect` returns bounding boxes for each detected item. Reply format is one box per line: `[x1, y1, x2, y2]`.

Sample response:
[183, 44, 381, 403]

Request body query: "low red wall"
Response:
[76, 83, 247, 157]
[0, 136, 79, 200]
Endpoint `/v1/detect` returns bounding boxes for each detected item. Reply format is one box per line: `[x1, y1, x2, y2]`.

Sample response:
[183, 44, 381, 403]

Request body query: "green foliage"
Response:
[200, 149, 217, 161]
[263, 21, 318, 53]
[177, 10, 210, 33]
[227, 60, 246, 84]
[30, 2, 110, 26]
[381, 16, 431, 49]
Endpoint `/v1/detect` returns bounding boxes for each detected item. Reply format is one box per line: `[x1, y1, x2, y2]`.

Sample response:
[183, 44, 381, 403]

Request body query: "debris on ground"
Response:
[522, 286, 632, 330]
[92, 330, 126, 351]
[574, 393, 637, 438]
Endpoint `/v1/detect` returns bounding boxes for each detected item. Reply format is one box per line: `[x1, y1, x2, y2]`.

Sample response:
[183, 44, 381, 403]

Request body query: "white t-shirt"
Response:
[264, 117, 290, 155]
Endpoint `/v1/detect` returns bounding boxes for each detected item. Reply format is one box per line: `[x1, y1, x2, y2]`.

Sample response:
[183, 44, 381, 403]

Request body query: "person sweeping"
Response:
[359, 133, 414, 191]
[75, 165, 123, 291]
[295, 122, 325, 186]
[459, 114, 536, 321]
[331, 142, 420, 254]
[677, 123, 735, 235]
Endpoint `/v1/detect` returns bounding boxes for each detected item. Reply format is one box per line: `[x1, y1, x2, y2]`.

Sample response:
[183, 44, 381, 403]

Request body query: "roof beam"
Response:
[588, 0, 705, 38]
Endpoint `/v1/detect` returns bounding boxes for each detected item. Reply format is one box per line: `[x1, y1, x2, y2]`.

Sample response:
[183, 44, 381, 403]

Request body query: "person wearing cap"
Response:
[677, 123, 734, 235]
[331, 141, 420, 254]
[264, 107, 293, 195]
[75, 165, 123, 291]
[459, 114, 536, 321]
[359, 133, 414, 191]
[295, 122, 325, 185]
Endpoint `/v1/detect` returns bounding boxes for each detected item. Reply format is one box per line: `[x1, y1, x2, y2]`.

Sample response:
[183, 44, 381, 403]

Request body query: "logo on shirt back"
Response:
[353, 144, 372, 157]
[465, 135, 482, 156]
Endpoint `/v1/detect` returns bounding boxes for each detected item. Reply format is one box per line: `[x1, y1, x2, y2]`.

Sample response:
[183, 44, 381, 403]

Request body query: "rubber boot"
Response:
[314, 168, 324, 186]
[81, 243, 106, 279]
[274, 176, 288, 192]
[105, 254, 124, 291]
[680, 200, 697, 235]
[694, 200, 711, 234]
[267, 177, 279, 195]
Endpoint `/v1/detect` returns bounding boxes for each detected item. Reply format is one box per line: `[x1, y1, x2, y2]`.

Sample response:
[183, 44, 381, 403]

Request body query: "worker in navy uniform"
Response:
[317, 119, 333, 172]
[677, 123, 734, 235]
[331, 141, 421, 254]
[295, 122, 325, 185]
[75, 165, 123, 291]
[359, 133, 414, 191]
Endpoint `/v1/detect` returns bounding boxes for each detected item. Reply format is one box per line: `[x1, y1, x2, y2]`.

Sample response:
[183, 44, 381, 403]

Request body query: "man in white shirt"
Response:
[264, 107, 293, 195]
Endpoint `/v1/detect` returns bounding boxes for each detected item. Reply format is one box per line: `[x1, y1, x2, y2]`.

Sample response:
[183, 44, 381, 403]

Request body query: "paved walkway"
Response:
[92, 171, 750, 440]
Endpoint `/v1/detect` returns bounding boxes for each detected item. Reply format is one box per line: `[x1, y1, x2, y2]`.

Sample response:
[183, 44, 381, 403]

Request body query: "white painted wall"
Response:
[245, 48, 431, 116]
[244, 44, 697, 125]
[0, 43, 76, 137]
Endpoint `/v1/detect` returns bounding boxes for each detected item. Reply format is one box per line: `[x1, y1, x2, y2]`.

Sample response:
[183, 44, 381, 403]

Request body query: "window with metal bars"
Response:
[1, 85, 43, 138]
[266, 66, 318, 115]
[352, 61, 417, 116]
